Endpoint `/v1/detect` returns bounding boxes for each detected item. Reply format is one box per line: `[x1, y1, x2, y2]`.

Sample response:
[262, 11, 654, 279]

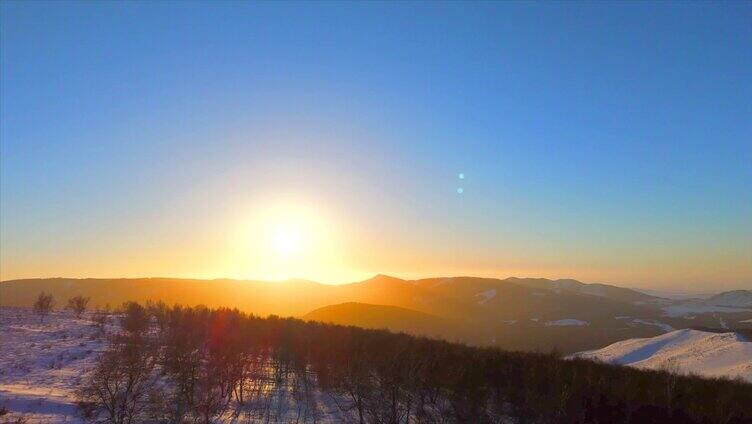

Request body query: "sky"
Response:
[1, 1, 750, 290]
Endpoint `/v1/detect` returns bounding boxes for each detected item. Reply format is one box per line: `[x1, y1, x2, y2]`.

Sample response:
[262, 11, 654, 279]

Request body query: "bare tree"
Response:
[33, 292, 54, 322]
[67, 295, 91, 318]
[77, 339, 158, 424]
[92, 304, 111, 334]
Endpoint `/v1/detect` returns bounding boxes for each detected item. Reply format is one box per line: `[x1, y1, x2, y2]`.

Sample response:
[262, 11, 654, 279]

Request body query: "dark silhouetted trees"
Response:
[77, 303, 752, 424]
[120, 302, 149, 337]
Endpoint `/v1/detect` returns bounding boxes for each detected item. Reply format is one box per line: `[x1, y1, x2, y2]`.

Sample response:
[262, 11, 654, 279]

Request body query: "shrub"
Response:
[32, 292, 54, 322]
[66, 295, 91, 318]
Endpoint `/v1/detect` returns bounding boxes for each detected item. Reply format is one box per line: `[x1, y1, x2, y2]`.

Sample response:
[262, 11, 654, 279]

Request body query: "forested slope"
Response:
[72, 302, 752, 423]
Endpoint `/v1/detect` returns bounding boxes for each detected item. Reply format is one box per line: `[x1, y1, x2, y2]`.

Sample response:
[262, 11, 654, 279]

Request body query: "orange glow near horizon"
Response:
[2, 194, 750, 291]
[226, 201, 350, 282]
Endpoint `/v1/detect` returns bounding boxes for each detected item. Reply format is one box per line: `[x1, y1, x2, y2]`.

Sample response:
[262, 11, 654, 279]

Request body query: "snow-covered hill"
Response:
[0, 308, 110, 423]
[705, 290, 752, 308]
[661, 290, 752, 318]
[571, 329, 752, 382]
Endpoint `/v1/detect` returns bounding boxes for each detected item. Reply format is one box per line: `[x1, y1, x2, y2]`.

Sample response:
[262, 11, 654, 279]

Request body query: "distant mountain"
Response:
[660, 290, 752, 320]
[412, 276, 661, 305]
[0, 275, 469, 319]
[3, 275, 751, 354]
[633, 288, 714, 301]
[571, 329, 752, 382]
[303, 302, 469, 341]
[411, 276, 663, 324]
[0, 277, 341, 317]
[502, 277, 665, 304]
[705, 290, 752, 308]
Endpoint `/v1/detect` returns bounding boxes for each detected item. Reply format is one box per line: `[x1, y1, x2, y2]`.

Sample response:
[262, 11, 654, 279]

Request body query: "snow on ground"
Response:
[0, 307, 109, 423]
[544, 319, 589, 327]
[718, 315, 729, 329]
[662, 303, 752, 318]
[571, 329, 752, 382]
[0, 307, 493, 423]
[705, 290, 752, 308]
[475, 289, 497, 305]
[615, 317, 673, 332]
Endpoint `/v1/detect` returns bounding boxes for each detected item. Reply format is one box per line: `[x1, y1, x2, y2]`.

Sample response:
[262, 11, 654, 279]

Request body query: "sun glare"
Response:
[272, 228, 303, 257]
[229, 199, 353, 282]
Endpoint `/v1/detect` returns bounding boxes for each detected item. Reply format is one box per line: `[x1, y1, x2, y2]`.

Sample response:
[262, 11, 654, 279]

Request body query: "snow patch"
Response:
[615, 317, 673, 332]
[476, 289, 497, 305]
[719, 316, 729, 329]
[706, 290, 752, 308]
[544, 319, 589, 327]
[662, 303, 752, 318]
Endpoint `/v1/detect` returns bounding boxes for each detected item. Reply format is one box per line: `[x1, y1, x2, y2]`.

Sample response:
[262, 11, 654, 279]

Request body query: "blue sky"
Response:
[1, 2, 750, 289]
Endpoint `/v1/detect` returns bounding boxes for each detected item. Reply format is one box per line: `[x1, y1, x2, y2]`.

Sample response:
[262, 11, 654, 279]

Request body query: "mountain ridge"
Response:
[4, 275, 751, 354]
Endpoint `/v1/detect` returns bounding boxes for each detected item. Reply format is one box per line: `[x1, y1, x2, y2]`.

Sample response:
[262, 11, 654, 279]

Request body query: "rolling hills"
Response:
[303, 302, 469, 341]
[2, 275, 751, 353]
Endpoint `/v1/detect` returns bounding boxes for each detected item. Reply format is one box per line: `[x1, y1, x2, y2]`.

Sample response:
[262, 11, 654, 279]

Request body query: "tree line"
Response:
[68, 301, 752, 424]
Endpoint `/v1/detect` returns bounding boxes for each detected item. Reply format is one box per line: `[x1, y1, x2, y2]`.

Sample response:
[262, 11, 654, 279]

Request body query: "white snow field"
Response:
[571, 329, 752, 382]
[0, 307, 109, 423]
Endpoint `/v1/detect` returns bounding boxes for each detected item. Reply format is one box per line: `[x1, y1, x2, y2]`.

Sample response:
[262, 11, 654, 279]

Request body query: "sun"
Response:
[231, 199, 351, 282]
[272, 228, 302, 257]
[262, 205, 314, 261]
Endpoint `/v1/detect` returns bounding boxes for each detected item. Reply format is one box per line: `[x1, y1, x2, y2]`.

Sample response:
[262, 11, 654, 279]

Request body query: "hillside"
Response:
[571, 329, 752, 382]
[4, 276, 751, 354]
[661, 290, 752, 320]
[303, 302, 469, 341]
[2, 275, 659, 317]
[2, 305, 751, 423]
[0, 308, 109, 423]
[705, 290, 752, 308]
[0, 277, 339, 317]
